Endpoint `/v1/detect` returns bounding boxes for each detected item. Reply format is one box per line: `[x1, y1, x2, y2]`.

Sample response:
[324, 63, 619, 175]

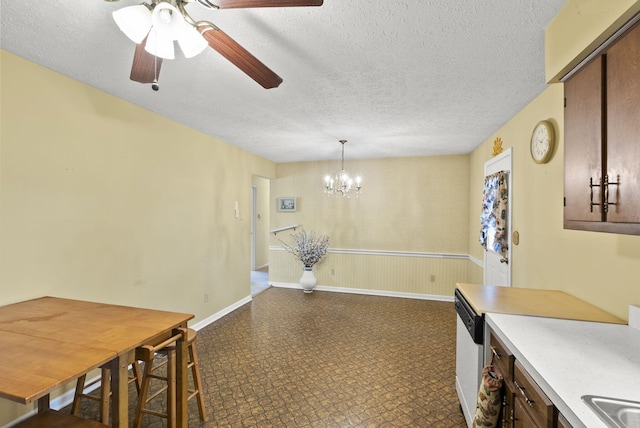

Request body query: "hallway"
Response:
[251, 266, 270, 296]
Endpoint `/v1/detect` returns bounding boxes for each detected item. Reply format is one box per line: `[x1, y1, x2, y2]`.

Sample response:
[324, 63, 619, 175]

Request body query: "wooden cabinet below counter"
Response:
[489, 330, 562, 428]
[485, 313, 639, 428]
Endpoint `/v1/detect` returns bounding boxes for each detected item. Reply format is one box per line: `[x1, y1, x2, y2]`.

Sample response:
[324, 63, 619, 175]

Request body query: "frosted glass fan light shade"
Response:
[112, 5, 152, 44]
[177, 25, 208, 58]
[151, 3, 183, 37]
[145, 29, 175, 59]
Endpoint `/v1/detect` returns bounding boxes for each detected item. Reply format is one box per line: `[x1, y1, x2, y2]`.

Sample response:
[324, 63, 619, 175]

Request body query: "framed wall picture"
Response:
[278, 197, 297, 212]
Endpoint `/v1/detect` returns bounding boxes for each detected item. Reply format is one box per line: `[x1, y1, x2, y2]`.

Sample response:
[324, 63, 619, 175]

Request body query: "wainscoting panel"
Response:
[269, 247, 470, 298]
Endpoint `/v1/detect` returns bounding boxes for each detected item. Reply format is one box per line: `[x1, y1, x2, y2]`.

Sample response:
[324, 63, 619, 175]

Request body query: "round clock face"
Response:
[530, 120, 555, 164]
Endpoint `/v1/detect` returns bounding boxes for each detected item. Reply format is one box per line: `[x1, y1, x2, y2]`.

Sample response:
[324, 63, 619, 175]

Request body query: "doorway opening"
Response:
[251, 177, 271, 296]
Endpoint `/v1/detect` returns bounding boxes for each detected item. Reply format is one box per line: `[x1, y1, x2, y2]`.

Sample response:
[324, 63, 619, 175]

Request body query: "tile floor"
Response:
[67, 288, 466, 427]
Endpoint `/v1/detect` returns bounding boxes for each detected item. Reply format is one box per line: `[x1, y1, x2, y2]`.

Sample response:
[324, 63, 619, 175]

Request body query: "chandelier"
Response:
[324, 140, 362, 197]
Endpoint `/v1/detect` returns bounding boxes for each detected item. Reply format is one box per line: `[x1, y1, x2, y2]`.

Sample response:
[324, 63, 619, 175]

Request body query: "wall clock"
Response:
[530, 120, 556, 164]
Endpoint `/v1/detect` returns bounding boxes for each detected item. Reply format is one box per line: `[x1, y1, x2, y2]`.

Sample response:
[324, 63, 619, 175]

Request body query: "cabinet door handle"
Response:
[603, 174, 620, 213]
[514, 380, 535, 407]
[490, 345, 502, 360]
[589, 177, 601, 213]
[591, 175, 621, 213]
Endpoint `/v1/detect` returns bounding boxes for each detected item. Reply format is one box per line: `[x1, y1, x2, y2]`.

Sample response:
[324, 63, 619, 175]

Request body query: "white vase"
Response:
[299, 267, 317, 293]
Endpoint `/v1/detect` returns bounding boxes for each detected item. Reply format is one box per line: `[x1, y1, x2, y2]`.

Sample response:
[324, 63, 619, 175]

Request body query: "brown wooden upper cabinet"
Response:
[564, 17, 640, 235]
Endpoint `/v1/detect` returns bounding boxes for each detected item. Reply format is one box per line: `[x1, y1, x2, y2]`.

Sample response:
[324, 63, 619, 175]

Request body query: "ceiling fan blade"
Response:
[130, 39, 163, 84]
[199, 24, 283, 89]
[212, 0, 323, 9]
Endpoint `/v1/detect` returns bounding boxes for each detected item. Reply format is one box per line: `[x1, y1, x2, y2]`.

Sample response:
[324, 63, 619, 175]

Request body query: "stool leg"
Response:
[189, 342, 207, 421]
[131, 361, 142, 395]
[71, 366, 111, 423]
[168, 349, 177, 428]
[134, 359, 154, 428]
[99, 367, 111, 424]
[71, 374, 87, 415]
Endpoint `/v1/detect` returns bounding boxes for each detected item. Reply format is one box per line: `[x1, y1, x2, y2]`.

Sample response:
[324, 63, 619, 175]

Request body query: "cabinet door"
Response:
[605, 21, 640, 224]
[513, 397, 540, 428]
[513, 361, 555, 427]
[564, 56, 604, 225]
[500, 383, 515, 428]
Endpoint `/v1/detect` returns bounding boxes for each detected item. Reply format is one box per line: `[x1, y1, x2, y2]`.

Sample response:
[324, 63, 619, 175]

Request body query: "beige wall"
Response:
[272, 156, 470, 252]
[0, 51, 275, 423]
[269, 156, 471, 297]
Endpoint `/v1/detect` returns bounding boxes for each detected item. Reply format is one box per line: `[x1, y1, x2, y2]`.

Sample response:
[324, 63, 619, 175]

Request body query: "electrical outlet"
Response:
[430, 275, 436, 282]
[204, 293, 209, 303]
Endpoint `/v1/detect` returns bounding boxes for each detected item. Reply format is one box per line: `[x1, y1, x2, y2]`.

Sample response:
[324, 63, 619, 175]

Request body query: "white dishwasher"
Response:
[454, 288, 484, 428]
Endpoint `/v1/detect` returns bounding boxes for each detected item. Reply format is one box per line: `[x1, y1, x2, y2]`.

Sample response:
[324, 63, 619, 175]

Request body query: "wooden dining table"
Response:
[0, 296, 194, 427]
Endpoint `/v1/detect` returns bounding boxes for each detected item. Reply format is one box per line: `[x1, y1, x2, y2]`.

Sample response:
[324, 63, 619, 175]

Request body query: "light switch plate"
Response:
[629, 305, 640, 330]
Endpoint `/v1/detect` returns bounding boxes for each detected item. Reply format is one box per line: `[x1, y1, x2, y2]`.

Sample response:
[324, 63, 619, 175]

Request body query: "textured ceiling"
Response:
[0, 0, 565, 163]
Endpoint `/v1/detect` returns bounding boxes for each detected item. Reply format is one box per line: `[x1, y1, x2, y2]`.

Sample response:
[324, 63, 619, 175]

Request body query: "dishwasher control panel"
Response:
[454, 288, 484, 344]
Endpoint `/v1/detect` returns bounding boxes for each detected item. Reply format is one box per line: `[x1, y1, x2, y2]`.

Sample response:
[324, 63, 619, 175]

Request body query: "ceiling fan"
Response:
[109, 0, 324, 90]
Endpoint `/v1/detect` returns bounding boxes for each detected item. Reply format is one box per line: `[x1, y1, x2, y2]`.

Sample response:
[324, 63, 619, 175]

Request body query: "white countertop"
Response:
[486, 313, 640, 428]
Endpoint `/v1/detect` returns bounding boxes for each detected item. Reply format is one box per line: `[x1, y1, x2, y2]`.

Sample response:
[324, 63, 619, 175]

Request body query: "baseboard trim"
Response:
[191, 295, 252, 331]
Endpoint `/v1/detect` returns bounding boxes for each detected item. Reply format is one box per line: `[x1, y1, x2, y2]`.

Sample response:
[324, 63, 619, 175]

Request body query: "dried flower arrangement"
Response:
[281, 230, 329, 268]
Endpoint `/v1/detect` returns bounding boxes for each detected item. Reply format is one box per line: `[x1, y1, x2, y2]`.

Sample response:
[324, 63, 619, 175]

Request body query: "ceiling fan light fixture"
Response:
[112, 4, 152, 44]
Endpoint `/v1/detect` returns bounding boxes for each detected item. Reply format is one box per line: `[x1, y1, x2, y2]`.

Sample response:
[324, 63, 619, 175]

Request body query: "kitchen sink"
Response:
[582, 395, 640, 428]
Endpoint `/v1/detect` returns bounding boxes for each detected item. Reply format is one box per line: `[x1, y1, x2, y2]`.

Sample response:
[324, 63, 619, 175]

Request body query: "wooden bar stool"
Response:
[134, 328, 207, 428]
[71, 362, 142, 424]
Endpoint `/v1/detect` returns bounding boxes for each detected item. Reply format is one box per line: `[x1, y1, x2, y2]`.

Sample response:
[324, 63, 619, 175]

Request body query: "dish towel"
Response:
[472, 362, 504, 427]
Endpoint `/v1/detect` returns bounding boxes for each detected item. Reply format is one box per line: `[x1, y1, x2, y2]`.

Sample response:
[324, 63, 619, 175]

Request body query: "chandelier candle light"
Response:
[324, 140, 362, 197]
